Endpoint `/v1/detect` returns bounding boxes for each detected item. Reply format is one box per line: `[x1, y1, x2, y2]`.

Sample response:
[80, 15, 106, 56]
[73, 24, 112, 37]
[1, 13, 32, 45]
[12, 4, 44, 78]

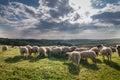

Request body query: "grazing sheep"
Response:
[62, 46, 71, 55]
[116, 45, 120, 57]
[90, 47, 99, 56]
[39, 47, 47, 57]
[79, 50, 97, 62]
[110, 47, 116, 53]
[98, 45, 112, 61]
[67, 51, 81, 64]
[11, 45, 14, 48]
[2, 45, 8, 52]
[75, 47, 88, 52]
[97, 44, 103, 49]
[52, 47, 63, 56]
[70, 46, 77, 51]
[26, 45, 33, 55]
[32, 46, 39, 54]
[45, 47, 52, 56]
[20, 46, 29, 56]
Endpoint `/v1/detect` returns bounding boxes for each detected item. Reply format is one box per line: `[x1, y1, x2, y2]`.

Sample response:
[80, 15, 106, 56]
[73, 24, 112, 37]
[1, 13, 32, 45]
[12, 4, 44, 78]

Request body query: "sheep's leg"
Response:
[77, 56, 80, 65]
[29, 52, 32, 56]
[59, 52, 62, 56]
[91, 57, 96, 63]
[118, 52, 120, 57]
[107, 55, 109, 61]
[109, 55, 111, 61]
[96, 52, 98, 56]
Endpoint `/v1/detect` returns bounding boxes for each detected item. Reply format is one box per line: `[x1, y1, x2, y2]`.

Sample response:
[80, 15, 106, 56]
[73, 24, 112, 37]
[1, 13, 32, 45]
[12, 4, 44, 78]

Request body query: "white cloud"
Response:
[0, 2, 39, 30]
[68, 0, 100, 24]
[0, 0, 120, 39]
[99, 3, 120, 13]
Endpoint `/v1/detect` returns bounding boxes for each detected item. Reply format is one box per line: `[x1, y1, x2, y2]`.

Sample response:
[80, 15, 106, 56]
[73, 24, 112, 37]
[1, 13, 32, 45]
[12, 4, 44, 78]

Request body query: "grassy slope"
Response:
[0, 46, 120, 80]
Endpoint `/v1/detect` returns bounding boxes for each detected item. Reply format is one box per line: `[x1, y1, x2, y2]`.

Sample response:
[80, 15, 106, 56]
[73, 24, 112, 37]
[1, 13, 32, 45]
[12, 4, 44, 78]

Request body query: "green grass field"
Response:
[0, 46, 120, 80]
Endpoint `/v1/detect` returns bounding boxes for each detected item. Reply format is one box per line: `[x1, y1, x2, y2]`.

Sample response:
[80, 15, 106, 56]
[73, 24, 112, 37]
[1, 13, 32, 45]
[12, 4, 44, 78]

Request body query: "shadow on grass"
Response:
[80, 59, 99, 70]
[29, 55, 46, 62]
[96, 58, 102, 64]
[5, 56, 34, 63]
[5, 54, 68, 63]
[48, 55, 67, 62]
[64, 62, 80, 75]
[104, 60, 120, 71]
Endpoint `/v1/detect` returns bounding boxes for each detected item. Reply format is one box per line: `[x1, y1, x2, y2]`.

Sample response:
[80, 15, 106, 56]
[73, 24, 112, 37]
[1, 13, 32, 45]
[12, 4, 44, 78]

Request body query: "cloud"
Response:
[0, 0, 120, 39]
[0, 2, 39, 30]
[91, 0, 120, 9]
[92, 12, 120, 25]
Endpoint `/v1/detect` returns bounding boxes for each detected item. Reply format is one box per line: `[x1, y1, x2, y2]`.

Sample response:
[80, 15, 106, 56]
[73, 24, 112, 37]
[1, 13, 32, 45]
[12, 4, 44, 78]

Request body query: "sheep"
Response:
[19, 46, 29, 56]
[97, 45, 112, 61]
[97, 44, 103, 49]
[116, 45, 120, 57]
[62, 46, 71, 55]
[39, 47, 47, 57]
[79, 50, 97, 62]
[45, 47, 52, 56]
[66, 51, 81, 64]
[52, 47, 63, 56]
[110, 47, 117, 53]
[90, 47, 99, 56]
[74, 47, 88, 52]
[70, 46, 77, 51]
[2, 45, 8, 52]
[26, 45, 33, 55]
[32, 46, 39, 54]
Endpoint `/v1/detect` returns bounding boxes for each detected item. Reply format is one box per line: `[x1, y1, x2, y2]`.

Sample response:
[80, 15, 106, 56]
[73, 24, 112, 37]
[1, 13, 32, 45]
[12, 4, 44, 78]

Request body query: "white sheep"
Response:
[62, 46, 71, 55]
[19, 46, 29, 56]
[2, 45, 8, 52]
[39, 47, 47, 57]
[110, 47, 116, 53]
[70, 46, 77, 51]
[90, 47, 99, 56]
[52, 47, 63, 56]
[79, 50, 97, 62]
[32, 46, 39, 54]
[26, 45, 33, 55]
[67, 51, 81, 64]
[45, 47, 52, 56]
[97, 45, 112, 61]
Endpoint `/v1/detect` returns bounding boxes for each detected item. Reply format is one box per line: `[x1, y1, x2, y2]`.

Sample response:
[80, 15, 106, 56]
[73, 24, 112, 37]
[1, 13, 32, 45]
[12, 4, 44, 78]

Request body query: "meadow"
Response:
[0, 46, 120, 80]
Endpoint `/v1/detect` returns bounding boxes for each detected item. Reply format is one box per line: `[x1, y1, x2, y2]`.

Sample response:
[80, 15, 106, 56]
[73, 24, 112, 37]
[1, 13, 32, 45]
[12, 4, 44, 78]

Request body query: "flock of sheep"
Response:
[1, 44, 120, 65]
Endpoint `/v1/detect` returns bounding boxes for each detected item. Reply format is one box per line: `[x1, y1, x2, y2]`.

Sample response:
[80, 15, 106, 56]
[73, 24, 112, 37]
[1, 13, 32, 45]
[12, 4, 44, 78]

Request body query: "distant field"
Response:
[0, 46, 120, 80]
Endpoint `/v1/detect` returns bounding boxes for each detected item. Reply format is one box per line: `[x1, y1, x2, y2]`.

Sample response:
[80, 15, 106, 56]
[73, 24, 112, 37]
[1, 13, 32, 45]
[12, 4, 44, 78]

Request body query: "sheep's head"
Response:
[97, 44, 103, 50]
[116, 45, 120, 48]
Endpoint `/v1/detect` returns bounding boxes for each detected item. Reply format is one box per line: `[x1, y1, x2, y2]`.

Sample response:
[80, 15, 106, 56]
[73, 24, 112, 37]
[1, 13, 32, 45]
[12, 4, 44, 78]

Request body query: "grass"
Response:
[0, 46, 120, 80]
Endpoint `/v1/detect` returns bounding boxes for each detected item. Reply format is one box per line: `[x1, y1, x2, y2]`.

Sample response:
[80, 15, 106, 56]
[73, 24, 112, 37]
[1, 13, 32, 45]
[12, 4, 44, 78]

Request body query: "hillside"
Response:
[0, 46, 120, 80]
[0, 38, 120, 47]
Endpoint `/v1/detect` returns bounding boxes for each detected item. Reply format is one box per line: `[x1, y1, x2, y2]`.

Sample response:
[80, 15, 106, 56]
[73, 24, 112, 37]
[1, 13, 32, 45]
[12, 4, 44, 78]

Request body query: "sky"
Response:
[0, 0, 120, 39]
